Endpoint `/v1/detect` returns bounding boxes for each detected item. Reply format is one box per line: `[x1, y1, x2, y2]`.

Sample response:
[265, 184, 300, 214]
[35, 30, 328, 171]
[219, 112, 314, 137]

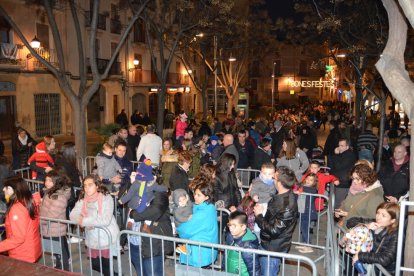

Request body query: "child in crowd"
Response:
[225, 211, 260, 276]
[207, 135, 219, 155]
[69, 175, 120, 276]
[301, 161, 339, 212]
[119, 159, 167, 227]
[95, 143, 121, 192]
[249, 162, 277, 239]
[176, 112, 188, 142]
[40, 171, 72, 270]
[349, 202, 400, 275]
[237, 195, 256, 231]
[295, 173, 318, 251]
[211, 134, 224, 163]
[172, 188, 193, 227]
[28, 142, 54, 179]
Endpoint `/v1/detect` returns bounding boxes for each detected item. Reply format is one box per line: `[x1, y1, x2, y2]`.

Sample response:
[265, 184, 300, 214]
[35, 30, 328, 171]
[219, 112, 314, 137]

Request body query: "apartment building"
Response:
[0, 0, 195, 140]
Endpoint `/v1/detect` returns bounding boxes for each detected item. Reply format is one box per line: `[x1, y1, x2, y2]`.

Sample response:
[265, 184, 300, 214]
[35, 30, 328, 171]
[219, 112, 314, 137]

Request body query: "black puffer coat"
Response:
[347, 217, 398, 274]
[130, 192, 173, 258]
[255, 190, 298, 252]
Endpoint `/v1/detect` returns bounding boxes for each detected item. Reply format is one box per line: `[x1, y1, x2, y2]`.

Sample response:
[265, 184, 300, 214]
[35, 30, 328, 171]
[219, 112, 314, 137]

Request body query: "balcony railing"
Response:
[110, 19, 122, 34]
[87, 58, 121, 75]
[0, 42, 25, 67]
[32, 48, 59, 69]
[85, 11, 107, 30]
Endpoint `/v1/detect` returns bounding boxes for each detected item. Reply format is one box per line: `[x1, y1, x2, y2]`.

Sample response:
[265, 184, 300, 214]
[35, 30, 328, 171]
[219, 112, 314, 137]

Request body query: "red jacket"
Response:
[0, 201, 41, 263]
[301, 171, 337, 212]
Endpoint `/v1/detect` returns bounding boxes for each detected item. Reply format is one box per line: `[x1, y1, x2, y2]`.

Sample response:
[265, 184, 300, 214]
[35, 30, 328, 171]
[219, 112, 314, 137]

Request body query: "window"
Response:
[250, 79, 257, 90]
[110, 4, 118, 19]
[36, 23, 49, 49]
[299, 60, 308, 76]
[133, 19, 145, 43]
[0, 16, 11, 43]
[34, 93, 61, 136]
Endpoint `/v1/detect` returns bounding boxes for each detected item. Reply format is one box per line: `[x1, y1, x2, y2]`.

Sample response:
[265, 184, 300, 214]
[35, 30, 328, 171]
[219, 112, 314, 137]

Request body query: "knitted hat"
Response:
[210, 135, 219, 141]
[135, 159, 154, 181]
[36, 142, 46, 152]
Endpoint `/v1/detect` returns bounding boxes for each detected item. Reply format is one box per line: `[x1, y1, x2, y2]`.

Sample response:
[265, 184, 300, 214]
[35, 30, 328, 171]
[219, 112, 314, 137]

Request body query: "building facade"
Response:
[0, 0, 196, 140]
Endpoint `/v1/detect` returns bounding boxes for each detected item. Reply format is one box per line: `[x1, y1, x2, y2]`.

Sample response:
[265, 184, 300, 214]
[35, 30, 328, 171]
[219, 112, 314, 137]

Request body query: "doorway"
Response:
[87, 85, 106, 130]
[0, 96, 16, 139]
[131, 93, 146, 114]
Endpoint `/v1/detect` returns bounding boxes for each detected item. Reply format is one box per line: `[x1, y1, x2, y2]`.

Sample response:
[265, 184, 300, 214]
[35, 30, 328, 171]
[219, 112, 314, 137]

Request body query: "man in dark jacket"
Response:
[323, 120, 342, 168]
[235, 130, 254, 169]
[129, 191, 173, 275]
[126, 125, 140, 161]
[254, 166, 298, 276]
[330, 138, 356, 209]
[114, 141, 133, 195]
[270, 120, 286, 158]
[252, 138, 273, 170]
[219, 134, 239, 167]
[378, 144, 409, 201]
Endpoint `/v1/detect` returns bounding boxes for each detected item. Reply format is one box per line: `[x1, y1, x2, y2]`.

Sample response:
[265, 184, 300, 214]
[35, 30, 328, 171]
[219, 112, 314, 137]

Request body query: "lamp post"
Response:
[271, 62, 276, 115]
[213, 35, 217, 118]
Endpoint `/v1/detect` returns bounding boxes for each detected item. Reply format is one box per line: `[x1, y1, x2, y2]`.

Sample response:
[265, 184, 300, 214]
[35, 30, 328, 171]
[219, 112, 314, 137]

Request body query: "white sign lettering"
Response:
[288, 80, 335, 88]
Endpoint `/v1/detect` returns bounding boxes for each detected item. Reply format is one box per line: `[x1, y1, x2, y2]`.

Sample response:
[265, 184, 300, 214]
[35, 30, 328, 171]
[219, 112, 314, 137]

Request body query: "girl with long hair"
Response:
[70, 175, 120, 276]
[40, 170, 72, 270]
[277, 138, 309, 182]
[215, 153, 241, 212]
[0, 176, 41, 263]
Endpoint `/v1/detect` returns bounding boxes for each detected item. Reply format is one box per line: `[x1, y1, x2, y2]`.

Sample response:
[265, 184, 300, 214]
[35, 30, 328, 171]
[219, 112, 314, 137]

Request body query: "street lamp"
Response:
[129, 59, 140, 71]
[30, 36, 41, 49]
[271, 62, 276, 115]
[228, 56, 236, 62]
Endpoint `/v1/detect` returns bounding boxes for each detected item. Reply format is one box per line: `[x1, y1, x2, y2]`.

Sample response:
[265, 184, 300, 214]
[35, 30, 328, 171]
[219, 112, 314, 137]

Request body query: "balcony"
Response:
[110, 19, 122, 34]
[85, 11, 107, 31]
[0, 42, 25, 68]
[33, 48, 59, 69]
[87, 58, 121, 75]
[168, 73, 189, 85]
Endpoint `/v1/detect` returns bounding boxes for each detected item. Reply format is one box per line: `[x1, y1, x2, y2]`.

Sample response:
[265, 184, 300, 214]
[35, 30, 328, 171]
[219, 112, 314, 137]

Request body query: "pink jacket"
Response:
[176, 119, 188, 137]
[40, 188, 71, 237]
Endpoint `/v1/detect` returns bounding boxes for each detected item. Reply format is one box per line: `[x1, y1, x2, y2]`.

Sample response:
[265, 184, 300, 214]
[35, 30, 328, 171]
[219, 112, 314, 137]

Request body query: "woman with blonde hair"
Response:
[160, 138, 178, 187]
[276, 138, 309, 182]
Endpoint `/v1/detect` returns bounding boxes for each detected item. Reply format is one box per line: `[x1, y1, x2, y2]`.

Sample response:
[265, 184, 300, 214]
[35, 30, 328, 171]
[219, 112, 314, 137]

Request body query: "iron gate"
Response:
[34, 93, 61, 137]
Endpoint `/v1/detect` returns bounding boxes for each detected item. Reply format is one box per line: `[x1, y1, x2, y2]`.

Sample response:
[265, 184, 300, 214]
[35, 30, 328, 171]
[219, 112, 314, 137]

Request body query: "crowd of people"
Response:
[0, 101, 411, 275]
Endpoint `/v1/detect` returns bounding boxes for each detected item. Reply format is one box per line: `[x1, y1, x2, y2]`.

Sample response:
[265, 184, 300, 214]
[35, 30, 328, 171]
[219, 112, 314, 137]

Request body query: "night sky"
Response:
[265, 0, 296, 21]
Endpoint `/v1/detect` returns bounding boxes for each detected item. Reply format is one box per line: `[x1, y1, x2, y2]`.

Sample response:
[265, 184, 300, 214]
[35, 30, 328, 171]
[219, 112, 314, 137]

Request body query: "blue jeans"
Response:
[130, 243, 142, 276]
[142, 255, 163, 276]
[259, 247, 287, 276]
[300, 214, 311, 244]
[358, 149, 373, 162]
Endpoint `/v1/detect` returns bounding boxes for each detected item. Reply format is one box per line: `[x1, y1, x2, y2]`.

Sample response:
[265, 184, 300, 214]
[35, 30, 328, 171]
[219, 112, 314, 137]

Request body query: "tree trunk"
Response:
[227, 95, 233, 116]
[376, 96, 386, 172]
[72, 100, 87, 159]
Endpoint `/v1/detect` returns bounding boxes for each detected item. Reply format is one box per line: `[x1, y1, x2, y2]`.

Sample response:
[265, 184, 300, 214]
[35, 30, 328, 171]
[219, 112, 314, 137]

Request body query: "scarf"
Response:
[349, 183, 366, 195]
[18, 135, 28, 146]
[81, 192, 103, 217]
[392, 155, 409, 172]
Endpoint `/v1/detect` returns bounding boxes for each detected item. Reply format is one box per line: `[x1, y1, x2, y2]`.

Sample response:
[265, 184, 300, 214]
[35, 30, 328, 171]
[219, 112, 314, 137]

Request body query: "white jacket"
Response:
[70, 194, 119, 250]
[136, 133, 162, 164]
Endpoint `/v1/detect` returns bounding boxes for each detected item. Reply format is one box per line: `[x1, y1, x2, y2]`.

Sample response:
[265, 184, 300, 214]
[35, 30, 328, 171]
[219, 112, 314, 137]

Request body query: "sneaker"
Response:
[299, 246, 314, 253]
[176, 244, 187, 255]
[68, 236, 83, 243]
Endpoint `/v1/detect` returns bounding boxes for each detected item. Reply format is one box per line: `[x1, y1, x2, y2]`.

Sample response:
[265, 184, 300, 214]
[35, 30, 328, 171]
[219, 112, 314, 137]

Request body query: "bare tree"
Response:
[0, 0, 150, 157]
[377, 0, 414, 270]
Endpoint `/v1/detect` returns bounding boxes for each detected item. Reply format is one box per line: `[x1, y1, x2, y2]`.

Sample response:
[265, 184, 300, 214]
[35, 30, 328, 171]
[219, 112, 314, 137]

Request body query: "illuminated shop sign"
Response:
[288, 80, 335, 88]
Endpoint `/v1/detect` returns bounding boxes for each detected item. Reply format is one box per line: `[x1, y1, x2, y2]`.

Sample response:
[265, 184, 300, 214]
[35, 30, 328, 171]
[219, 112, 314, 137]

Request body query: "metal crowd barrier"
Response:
[117, 230, 319, 276]
[335, 223, 392, 276]
[292, 192, 331, 269]
[25, 178, 44, 193]
[39, 216, 116, 276]
[13, 166, 32, 179]
[237, 168, 260, 190]
[396, 200, 414, 275]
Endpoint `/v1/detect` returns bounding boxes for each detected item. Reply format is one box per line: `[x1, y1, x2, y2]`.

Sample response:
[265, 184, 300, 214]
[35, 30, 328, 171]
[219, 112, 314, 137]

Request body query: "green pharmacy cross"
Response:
[325, 65, 333, 73]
